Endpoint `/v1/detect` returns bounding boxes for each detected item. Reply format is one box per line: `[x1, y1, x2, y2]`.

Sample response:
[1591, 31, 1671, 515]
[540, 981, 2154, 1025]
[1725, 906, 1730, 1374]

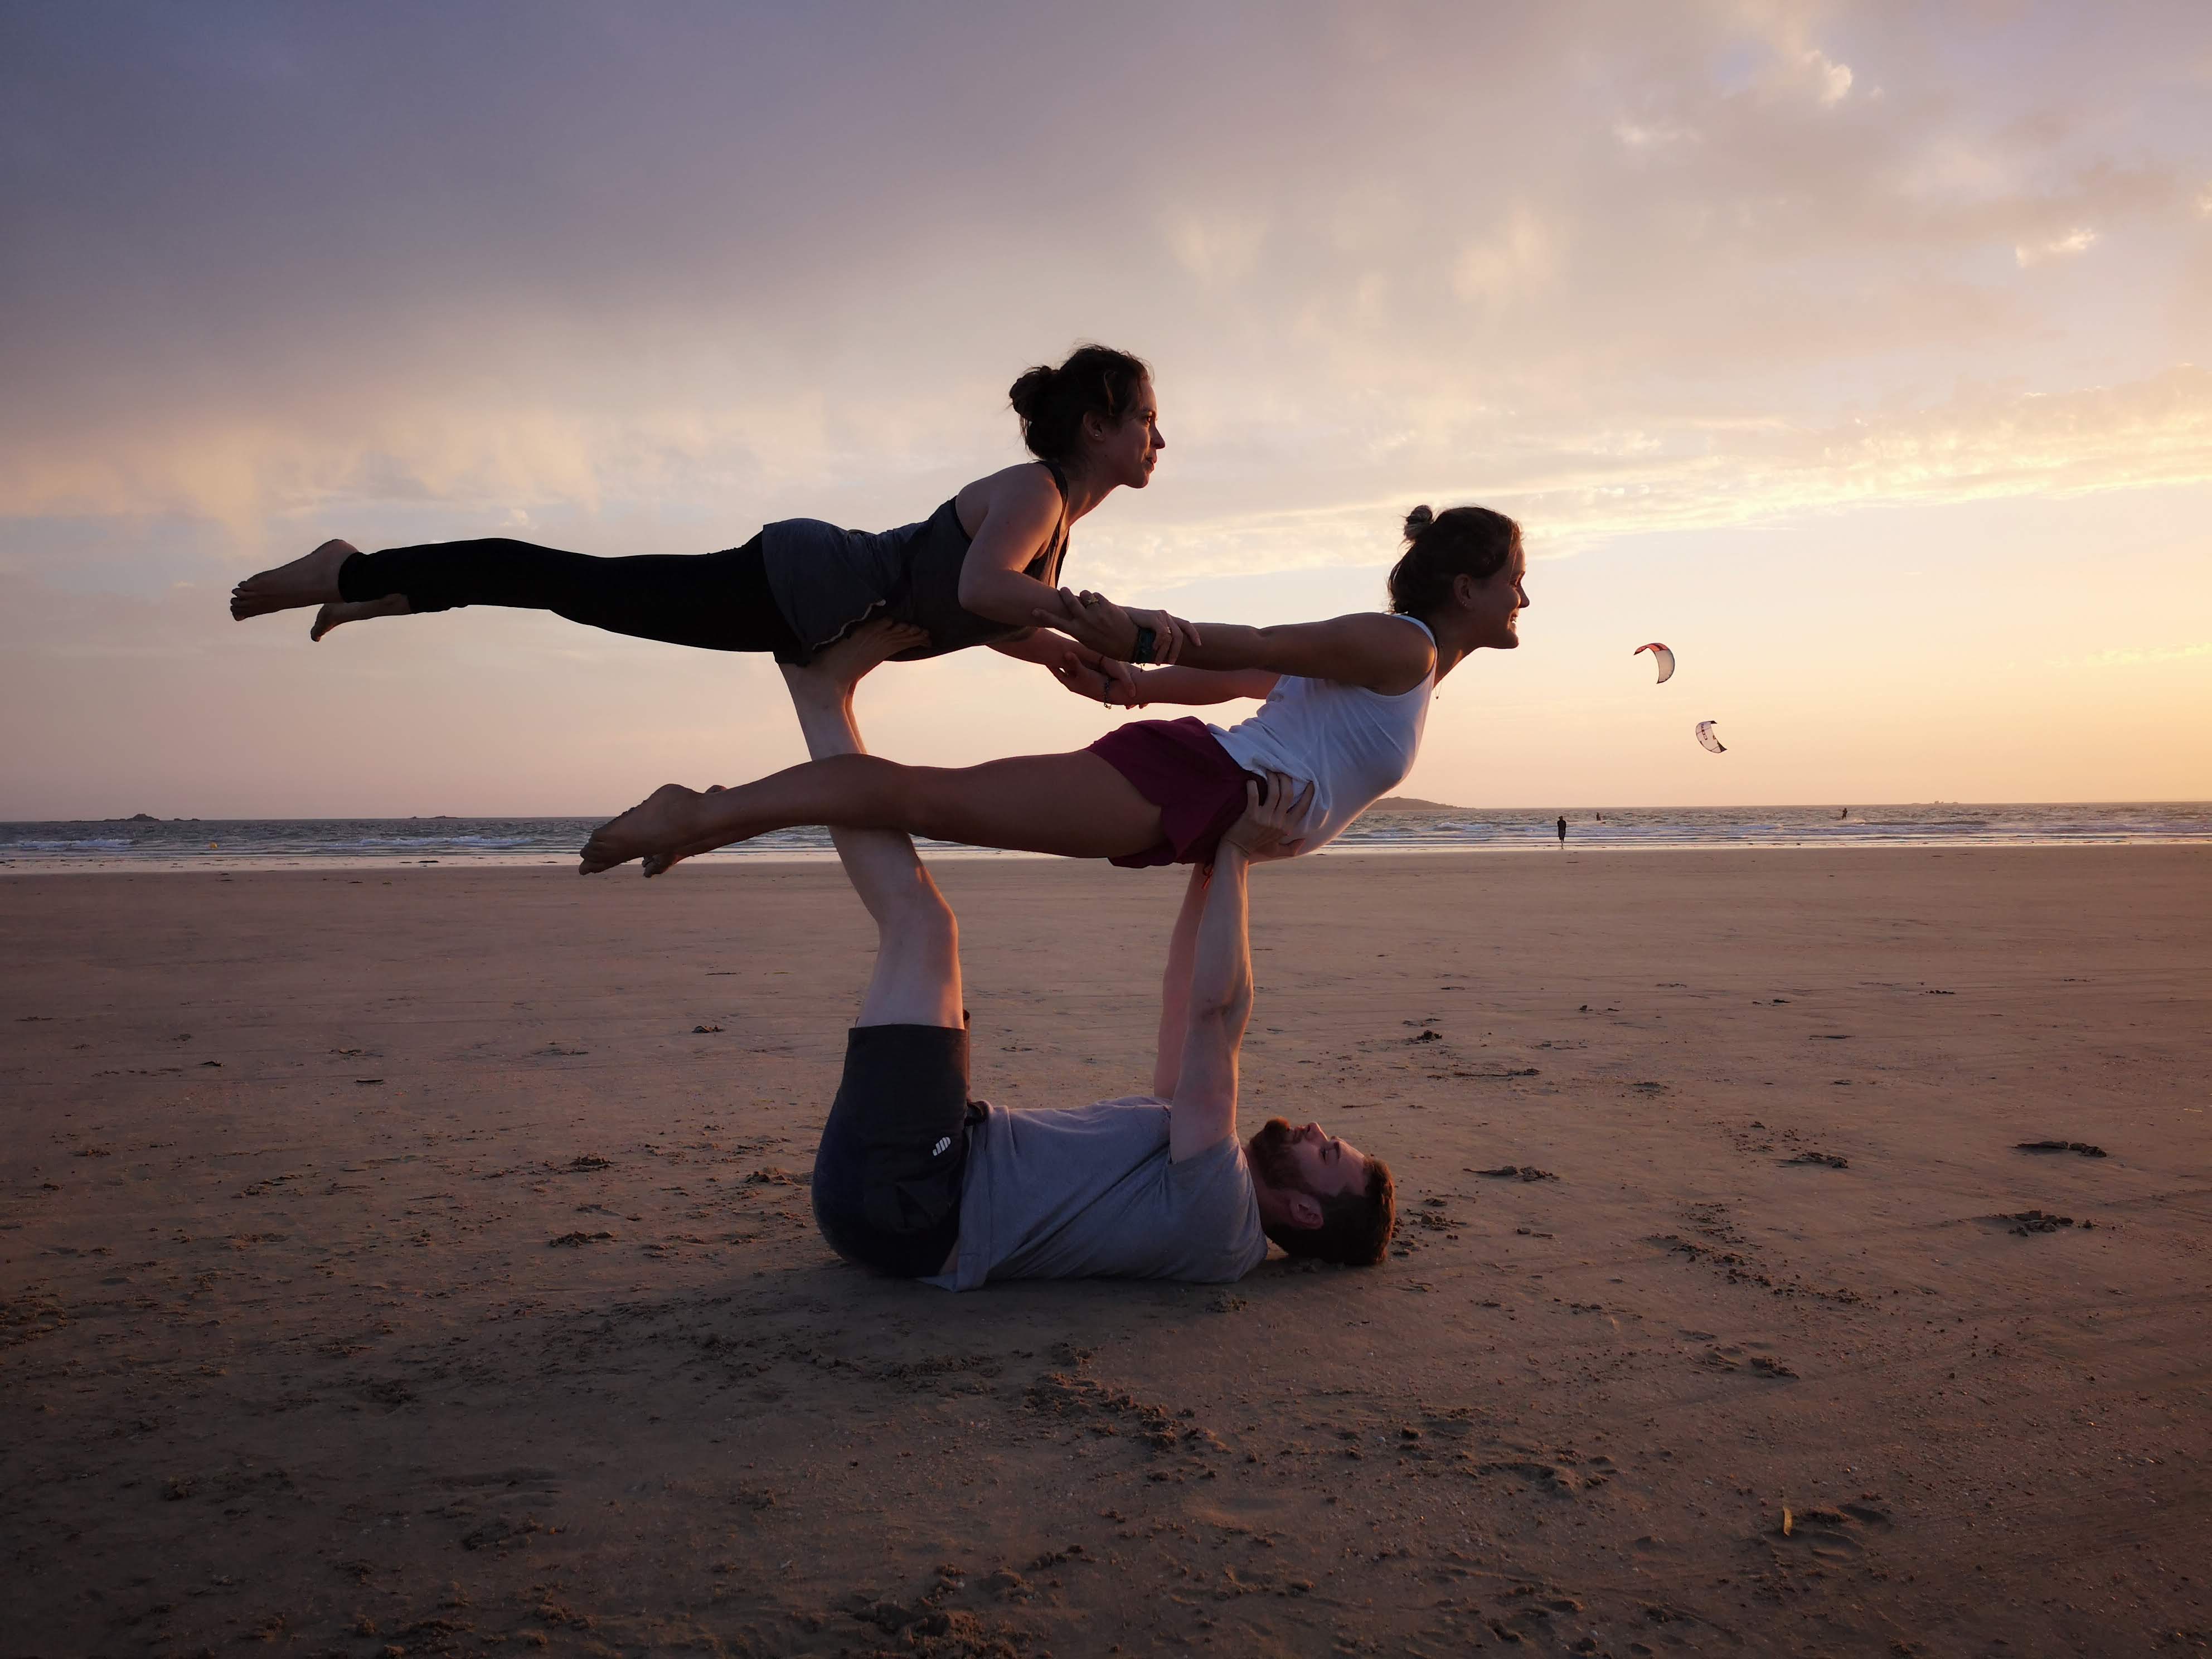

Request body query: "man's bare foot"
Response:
[230, 539, 362, 620]
[579, 783, 712, 876]
[785, 617, 930, 704]
[311, 594, 414, 641]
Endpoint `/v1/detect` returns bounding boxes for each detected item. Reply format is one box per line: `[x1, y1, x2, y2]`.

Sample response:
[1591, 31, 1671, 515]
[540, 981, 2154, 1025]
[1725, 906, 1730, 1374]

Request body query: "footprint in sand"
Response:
[1773, 1503, 1888, 1561]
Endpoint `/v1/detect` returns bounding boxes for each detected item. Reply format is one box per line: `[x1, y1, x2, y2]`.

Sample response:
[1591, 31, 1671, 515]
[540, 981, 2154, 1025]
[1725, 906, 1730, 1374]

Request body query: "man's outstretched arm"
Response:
[1165, 773, 1313, 1162]
[1152, 862, 1211, 1099]
[1165, 840, 1252, 1163]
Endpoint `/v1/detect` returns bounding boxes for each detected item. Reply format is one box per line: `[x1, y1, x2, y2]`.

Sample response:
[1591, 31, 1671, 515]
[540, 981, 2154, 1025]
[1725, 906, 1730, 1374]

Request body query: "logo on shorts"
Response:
[932, 1136, 953, 1157]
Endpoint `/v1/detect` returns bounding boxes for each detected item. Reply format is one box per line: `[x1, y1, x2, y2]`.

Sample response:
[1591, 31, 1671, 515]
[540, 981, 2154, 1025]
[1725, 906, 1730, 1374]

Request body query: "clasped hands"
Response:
[1036, 586, 1199, 663]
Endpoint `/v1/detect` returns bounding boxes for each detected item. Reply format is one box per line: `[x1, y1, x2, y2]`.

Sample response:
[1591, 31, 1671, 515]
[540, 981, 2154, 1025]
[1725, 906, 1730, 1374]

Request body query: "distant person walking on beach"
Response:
[1556, 814, 1567, 847]
[230, 345, 1183, 704]
[579, 505, 1529, 876]
[790, 620, 1394, 1286]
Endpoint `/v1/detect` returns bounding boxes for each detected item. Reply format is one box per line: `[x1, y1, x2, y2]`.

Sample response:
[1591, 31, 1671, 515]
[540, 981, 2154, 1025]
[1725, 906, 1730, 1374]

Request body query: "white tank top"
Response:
[1206, 615, 1435, 855]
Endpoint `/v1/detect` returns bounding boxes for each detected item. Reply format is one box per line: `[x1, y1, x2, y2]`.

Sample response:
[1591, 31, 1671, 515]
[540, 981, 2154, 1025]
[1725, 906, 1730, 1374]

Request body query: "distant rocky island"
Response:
[1369, 795, 1461, 813]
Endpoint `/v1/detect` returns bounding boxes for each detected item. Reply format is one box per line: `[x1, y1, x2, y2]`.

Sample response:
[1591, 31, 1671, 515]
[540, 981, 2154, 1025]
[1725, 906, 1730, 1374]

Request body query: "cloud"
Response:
[2065, 642, 2212, 668]
[1069, 367, 2212, 585]
[1797, 48, 1855, 107]
[2, 3, 2205, 581]
[1613, 117, 1698, 152]
[1451, 207, 1560, 312]
[2015, 227, 2100, 266]
[1164, 212, 1269, 285]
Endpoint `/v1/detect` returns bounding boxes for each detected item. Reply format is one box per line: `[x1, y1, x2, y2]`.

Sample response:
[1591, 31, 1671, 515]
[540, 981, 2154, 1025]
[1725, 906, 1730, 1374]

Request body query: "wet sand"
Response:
[4, 848, 2209, 1657]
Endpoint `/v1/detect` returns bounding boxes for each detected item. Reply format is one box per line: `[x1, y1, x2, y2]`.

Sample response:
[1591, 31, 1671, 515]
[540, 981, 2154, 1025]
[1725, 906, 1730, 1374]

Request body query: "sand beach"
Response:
[4, 847, 2209, 1656]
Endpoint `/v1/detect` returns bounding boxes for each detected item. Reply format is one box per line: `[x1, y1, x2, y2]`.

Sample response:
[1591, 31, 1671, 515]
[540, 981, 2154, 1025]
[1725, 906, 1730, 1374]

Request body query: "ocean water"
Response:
[3, 802, 2206, 872]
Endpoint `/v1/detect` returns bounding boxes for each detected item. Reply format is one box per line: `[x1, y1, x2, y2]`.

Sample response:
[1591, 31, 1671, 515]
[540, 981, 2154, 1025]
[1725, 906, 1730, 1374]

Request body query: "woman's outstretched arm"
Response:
[1009, 637, 1272, 709]
[990, 629, 1147, 705]
[1036, 590, 1432, 695]
[1114, 666, 1280, 706]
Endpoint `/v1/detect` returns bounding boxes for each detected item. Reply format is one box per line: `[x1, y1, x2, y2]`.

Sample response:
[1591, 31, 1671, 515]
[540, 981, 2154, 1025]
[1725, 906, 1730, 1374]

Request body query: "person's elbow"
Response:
[1186, 987, 1252, 1031]
[957, 566, 1028, 623]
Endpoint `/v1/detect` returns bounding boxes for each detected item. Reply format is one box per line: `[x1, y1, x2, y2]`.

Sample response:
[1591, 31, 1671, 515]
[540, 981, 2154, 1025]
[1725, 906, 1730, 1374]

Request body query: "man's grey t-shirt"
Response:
[924, 1096, 1268, 1292]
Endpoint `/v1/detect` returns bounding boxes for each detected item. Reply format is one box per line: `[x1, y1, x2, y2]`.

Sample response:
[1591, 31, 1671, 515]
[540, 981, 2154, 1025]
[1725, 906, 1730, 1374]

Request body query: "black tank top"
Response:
[889, 463, 1069, 658]
[758, 463, 1070, 663]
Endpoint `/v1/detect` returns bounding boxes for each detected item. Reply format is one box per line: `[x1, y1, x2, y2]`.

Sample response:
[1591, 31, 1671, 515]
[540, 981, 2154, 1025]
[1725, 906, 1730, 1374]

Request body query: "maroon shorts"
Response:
[1086, 716, 1258, 869]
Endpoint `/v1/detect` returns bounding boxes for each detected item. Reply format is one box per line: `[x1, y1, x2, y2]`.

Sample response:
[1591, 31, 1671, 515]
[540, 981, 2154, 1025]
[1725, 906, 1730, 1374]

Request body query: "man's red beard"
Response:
[1247, 1117, 1302, 1190]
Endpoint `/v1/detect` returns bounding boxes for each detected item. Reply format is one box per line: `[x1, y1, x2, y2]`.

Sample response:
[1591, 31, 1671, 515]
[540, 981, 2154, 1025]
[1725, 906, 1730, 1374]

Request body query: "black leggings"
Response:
[337, 534, 806, 658]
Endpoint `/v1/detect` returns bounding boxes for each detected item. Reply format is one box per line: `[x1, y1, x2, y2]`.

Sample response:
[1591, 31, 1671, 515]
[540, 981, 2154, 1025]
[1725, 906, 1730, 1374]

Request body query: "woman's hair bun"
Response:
[1006, 345, 1152, 462]
[1007, 364, 1058, 423]
[1386, 503, 1522, 617]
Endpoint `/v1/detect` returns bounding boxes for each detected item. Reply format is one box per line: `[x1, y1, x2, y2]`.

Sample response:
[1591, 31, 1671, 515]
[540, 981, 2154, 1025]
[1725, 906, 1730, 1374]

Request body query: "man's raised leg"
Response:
[789, 620, 974, 1279]
[779, 622, 962, 1030]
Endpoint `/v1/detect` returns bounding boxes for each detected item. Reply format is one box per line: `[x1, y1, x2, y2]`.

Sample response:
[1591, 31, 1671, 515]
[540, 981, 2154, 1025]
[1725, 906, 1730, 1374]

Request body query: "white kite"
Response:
[1695, 720, 1727, 754]
[1634, 642, 1676, 684]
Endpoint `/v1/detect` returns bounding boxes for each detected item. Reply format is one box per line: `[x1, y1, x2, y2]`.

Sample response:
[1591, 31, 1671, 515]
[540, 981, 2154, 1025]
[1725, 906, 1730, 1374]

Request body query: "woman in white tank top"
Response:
[1195, 612, 1438, 855]
[579, 505, 1528, 876]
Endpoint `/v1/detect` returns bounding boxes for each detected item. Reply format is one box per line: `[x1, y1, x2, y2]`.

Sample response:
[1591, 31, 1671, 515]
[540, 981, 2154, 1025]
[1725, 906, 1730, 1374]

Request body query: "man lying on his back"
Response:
[785, 620, 1396, 1288]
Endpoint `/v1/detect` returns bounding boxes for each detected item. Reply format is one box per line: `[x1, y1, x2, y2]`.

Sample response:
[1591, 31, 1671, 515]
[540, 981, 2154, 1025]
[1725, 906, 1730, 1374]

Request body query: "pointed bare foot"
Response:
[629, 786, 730, 878]
[311, 594, 414, 641]
[230, 539, 362, 620]
[580, 783, 712, 876]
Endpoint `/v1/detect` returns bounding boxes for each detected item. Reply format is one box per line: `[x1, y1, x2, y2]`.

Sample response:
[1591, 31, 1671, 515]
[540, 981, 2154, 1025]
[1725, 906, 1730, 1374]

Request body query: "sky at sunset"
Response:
[4, 1, 2208, 818]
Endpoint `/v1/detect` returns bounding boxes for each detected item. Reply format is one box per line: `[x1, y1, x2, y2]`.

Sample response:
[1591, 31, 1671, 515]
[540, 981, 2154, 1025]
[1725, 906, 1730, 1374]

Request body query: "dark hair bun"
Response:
[1007, 344, 1152, 463]
[1386, 505, 1522, 618]
[1007, 365, 1058, 424]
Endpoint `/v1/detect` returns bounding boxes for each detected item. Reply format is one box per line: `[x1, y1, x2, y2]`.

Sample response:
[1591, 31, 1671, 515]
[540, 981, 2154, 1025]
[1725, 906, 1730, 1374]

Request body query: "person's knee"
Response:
[824, 753, 914, 823]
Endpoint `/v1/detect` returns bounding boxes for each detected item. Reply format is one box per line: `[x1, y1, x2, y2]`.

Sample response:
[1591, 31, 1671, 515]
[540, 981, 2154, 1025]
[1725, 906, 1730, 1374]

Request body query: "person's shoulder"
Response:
[1164, 1139, 1267, 1280]
[1329, 611, 1435, 693]
[1165, 1129, 1251, 1189]
[1354, 609, 1438, 663]
[970, 462, 1062, 513]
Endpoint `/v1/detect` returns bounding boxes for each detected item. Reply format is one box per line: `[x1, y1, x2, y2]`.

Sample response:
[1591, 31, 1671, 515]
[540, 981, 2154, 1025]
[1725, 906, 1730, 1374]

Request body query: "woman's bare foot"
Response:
[230, 539, 362, 620]
[635, 785, 734, 877]
[579, 783, 714, 876]
[311, 594, 414, 641]
[592, 622, 929, 879]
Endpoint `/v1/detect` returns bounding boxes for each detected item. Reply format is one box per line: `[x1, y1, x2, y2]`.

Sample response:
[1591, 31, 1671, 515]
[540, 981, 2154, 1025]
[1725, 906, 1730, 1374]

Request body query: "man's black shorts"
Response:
[811, 1023, 982, 1278]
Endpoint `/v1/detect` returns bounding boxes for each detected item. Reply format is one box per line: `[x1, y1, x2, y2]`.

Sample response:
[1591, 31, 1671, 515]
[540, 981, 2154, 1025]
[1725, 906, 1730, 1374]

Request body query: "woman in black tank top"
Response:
[228, 345, 1192, 692]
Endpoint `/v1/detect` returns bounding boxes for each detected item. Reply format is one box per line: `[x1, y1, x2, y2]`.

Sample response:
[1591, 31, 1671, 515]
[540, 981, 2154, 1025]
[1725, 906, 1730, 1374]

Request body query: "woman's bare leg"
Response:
[579, 747, 1165, 875]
